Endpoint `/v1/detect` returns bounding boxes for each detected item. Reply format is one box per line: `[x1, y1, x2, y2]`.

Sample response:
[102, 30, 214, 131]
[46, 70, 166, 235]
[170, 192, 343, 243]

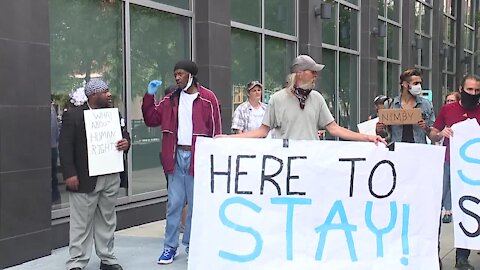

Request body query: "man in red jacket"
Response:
[142, 60, 222, 264]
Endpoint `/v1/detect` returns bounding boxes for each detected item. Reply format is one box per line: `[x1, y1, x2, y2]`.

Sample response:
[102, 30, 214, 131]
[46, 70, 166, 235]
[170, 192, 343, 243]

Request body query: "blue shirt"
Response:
[388, 95, 435, 144]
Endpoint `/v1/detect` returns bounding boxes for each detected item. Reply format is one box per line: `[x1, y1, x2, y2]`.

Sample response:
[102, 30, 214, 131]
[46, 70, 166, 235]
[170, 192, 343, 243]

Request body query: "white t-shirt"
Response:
[177, 90, 198, 145]
[248, 106, 265, 131]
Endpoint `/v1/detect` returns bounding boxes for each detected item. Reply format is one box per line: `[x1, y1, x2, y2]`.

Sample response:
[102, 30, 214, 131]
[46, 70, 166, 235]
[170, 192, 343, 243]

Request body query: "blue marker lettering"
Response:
[271, 197, 312, 260]
[458, 138, 480, 186]
[315, 200, 358, 262]
[218, 197, 263, 262]
[365, 201, 398, 257]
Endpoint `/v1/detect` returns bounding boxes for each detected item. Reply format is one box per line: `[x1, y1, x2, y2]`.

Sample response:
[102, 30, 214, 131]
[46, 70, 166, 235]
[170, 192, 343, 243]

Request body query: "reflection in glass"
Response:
[443, 0, 456, 16]
[322, 4, 337, 45]
[231, 0, 261, 27]
[49, 0, 123, 209]
[338, 53, 358, 131]
[378, 61, 386, 95]
[446, 45, 455, 72]
[386, 63, 399, 98]
[464, 27, 474, 51]
[344, 0, 358, 5]
[420, 36, 431, 67]
[444, 17, 455, 44]
[264, 36, 295, 103]
[265, 0, 295, 35]
[378, 0, 385, 17]
[421, 70, 430, 89]
[378, 20, 385, 57]
[152, 0, 189, 10]
[387, 24, 400, 60]
[231, 29, 261, 110]
[320, 49, 336, 140]
[465, 0, 473, 26]
[386, 0, 400, 22]
[130, 5, 191, 195]
[339, 5, 358, 50]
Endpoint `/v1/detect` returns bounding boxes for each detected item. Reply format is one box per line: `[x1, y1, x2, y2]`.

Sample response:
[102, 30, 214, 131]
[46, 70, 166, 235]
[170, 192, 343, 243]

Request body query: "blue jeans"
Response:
[164, 149, 194, 250]
[442, 163, 451, 211]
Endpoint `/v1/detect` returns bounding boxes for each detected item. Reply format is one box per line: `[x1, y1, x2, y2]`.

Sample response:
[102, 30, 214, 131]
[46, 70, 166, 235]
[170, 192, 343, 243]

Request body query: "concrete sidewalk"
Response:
[5, 220, 480, 270]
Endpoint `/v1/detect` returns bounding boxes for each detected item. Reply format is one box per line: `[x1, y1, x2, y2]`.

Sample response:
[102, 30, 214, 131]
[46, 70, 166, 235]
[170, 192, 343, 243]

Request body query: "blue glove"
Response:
[147, 80, 162, 95]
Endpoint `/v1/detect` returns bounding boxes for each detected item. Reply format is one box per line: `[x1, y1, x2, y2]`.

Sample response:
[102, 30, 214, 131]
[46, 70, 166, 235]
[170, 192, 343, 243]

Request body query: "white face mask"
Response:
[408, 84, 422, 96]
[183, 74, 193, 91]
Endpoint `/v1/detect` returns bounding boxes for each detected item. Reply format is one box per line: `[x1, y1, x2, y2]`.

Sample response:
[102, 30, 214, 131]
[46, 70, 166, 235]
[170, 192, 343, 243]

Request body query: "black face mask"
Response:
[460, 90, 480, 110]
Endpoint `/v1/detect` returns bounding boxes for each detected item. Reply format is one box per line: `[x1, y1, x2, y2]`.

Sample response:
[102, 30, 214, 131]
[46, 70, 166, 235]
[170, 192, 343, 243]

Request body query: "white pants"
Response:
[66, 174, 120, 269]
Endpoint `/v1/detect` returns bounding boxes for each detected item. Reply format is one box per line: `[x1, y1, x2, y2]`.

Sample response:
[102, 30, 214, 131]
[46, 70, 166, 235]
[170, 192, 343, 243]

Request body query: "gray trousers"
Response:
[66, 173, 120, 270]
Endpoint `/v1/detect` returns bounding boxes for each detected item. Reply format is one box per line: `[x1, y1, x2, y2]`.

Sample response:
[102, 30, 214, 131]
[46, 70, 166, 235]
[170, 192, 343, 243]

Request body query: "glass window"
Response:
[464, 27, 474, 51]
[231, 29, 261, 109]
[386, 0, 400, 22]
[339, 5, 358, 50]
[344, 0, 358, 5]
[421, 70, 430, 89]
[465, 0, 474, 26]
[320, 49, 336, 140]
[386, 62, 399, 98]
[420, 35, 431, 67]
[231, 0, 261, 27]
[49, 0, 124, 208]
[378, 0, 385, 17]
[415, 1, 431, 35]
[378, 25, 386, 57]
[446, 45, 455, 72]
[264, 36, 295, 102]
[444, 17, 455, 44]
[265, 0, 295, 35]
[152, 0, 189, 10]
[130, 4, 191, 195]
[387, 24, 400, 60]
[338, 53, 358, 131]
[320, 49, 336, 112]
[378, 61, 386, 94]
[322, 4, 337, 45]
[443, 0, 456, 16]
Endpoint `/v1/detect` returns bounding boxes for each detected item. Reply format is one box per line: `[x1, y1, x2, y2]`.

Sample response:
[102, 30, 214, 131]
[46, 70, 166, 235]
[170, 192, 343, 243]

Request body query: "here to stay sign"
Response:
[189, 138, 445, 270]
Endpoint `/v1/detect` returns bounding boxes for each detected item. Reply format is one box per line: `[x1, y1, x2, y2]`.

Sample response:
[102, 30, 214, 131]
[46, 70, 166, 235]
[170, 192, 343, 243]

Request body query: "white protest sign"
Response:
[189, 138, 445, 270]
[358, 117, 379, 136]
[451, 118, 480, 249]
[84, 108, 123, 176]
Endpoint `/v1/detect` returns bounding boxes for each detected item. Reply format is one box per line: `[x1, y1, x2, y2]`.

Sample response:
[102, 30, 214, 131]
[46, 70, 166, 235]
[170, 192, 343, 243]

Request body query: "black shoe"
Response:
[70, 268, 81, 270]
[100, 263, 123, 270]
[442, 214, 452, 223]
[455, 257, 475, 270]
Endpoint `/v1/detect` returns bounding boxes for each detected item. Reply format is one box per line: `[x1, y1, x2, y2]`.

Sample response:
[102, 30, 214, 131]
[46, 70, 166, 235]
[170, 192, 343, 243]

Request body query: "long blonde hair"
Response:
[285, 73, 296, 93]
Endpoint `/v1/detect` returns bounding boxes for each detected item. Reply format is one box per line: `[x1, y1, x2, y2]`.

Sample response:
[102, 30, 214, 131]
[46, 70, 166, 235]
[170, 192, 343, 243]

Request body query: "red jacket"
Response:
[142, 84, 222, 175]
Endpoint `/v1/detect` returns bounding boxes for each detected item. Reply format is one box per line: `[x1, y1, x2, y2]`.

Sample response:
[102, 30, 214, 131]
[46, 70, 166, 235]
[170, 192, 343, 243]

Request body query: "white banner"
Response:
[190, 138, 445, 270]
[451, 119, 480, 249]
[84, 108, 123, 176]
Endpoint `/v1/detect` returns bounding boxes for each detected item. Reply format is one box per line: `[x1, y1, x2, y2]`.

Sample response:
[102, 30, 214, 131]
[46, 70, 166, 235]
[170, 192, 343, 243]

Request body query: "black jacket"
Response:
[59, 104, 130, 193]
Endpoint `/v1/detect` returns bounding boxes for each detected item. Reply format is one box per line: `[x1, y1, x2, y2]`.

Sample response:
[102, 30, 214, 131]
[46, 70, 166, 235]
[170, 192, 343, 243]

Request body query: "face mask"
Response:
[183, 74, 193, 91]
[460, 90, 480, 110]
[408, 84, 422, 96]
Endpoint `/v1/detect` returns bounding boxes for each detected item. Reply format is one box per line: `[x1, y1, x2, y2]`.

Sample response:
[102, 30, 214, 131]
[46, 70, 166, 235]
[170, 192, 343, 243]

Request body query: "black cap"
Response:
[174, 60, 198, 76]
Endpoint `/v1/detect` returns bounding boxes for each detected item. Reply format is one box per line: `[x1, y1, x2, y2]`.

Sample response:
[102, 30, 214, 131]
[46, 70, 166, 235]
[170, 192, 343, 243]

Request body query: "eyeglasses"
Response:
[446, 99, 456, 103]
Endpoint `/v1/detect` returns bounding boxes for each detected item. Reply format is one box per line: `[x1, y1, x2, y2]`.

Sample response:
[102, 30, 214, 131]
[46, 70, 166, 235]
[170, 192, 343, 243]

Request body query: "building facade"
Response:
[0, 0, 479, 267]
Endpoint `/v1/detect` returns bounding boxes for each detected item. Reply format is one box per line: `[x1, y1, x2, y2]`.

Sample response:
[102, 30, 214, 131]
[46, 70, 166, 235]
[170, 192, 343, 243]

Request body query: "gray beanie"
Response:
[84, 79, 109, 96]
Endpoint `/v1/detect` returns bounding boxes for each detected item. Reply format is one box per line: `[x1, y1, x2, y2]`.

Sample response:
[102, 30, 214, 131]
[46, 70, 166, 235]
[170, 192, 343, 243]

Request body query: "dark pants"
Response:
[51, 147, 60, 202]
[456, 248, 471, 260]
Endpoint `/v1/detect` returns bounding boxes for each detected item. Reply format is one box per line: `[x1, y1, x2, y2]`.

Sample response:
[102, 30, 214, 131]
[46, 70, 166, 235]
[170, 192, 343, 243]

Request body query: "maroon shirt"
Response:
[433, 102, 480, 163]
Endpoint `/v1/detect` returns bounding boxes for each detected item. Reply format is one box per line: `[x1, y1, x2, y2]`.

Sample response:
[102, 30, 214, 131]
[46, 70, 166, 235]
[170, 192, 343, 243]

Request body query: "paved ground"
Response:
[5, 219, 480, 270]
